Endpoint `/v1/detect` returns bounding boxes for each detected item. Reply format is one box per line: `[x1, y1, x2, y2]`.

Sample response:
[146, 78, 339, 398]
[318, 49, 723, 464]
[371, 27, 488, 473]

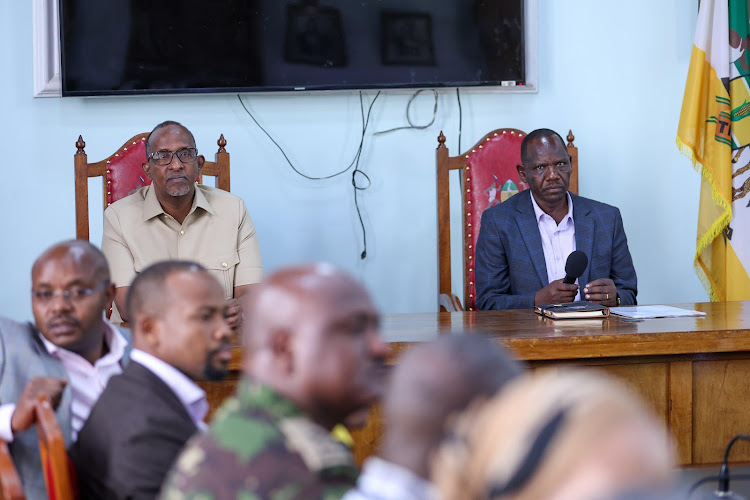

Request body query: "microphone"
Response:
[563, 251, 588, 284]
[689, 434, 750, 499]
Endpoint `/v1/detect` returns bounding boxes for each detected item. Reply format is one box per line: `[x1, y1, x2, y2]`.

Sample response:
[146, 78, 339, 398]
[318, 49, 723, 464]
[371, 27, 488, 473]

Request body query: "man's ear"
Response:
[269, 329, 293, 375]
[136, 315, 161, 350]
[103, 282, 116, 306]
[516, 164, 527, 183]
[195, 155, 205, 180]
[142, 161, 152, 180]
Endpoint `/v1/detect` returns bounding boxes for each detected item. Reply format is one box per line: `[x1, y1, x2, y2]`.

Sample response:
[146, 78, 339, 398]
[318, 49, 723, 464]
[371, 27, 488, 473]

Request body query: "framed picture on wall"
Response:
[381, 12, 436, 66]
[284, 3, 347, 67]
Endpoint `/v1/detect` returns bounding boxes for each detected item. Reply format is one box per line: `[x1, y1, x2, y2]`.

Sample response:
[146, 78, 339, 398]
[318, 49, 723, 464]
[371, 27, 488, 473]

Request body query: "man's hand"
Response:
[11, 377, 67, 434]
[584, 278, 617, 306]
[225, 297, 243, 330]
[534, 279, 579, 305]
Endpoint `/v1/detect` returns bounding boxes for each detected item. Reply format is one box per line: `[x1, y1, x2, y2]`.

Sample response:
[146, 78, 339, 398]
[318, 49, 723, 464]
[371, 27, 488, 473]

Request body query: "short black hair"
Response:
[520, 128, 567, 165]
[144, 120, 196, 156]
[126, 260, 205, 322]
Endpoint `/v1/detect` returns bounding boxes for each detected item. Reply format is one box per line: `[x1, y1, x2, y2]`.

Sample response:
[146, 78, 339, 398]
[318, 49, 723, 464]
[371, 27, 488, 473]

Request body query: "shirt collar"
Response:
[359, 457, 439, 500]
[237, 379, 303, 421]
[39, 320, 127, 365]
[529, 191, 574, 226]
[141, 184, 215, 222]
[129, 349, 207, 422]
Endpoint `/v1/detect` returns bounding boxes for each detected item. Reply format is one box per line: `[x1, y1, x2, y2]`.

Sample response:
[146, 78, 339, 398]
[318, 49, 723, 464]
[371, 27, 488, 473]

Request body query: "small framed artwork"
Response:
[381, 12, 436, 66]
[285, 4, 347, 67]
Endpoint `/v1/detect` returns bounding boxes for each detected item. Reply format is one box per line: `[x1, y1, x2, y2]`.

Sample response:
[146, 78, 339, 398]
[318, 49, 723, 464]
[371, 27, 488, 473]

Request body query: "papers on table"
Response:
[610, 305, 706, 319]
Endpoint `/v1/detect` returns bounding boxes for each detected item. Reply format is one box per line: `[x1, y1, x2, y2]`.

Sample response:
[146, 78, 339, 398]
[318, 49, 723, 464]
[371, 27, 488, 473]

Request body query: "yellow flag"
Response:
[677, 0, 750, 301]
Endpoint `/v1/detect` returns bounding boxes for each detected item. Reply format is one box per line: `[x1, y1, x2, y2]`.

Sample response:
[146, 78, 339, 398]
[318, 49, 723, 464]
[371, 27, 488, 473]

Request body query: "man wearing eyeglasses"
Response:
[101, 120, 263, 328]
[0, 240, 131, 500]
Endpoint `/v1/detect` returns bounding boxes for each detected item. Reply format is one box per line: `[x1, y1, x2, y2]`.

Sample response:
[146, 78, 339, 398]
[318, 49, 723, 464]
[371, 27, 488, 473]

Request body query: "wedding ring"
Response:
[605, 293, 609, 300]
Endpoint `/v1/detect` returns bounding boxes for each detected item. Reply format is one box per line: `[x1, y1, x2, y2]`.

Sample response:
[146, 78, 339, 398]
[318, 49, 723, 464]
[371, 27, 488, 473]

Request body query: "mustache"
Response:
[46, 314, 81, 329]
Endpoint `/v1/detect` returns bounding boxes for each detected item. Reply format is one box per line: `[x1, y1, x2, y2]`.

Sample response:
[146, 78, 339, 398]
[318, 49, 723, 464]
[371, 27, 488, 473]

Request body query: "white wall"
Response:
[0, 0, 706, 321]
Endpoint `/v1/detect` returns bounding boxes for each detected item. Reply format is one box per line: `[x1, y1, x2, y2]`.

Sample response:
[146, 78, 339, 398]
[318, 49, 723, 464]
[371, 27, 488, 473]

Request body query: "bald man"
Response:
[344, 335, 523, 500]
[161, 264, 390, 500]
[0, 240, 131, 500]
[73, 261, 232, 500]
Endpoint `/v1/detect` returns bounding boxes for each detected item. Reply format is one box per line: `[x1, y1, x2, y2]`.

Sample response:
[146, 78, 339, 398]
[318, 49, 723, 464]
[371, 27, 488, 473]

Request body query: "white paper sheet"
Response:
[610, 305, 706, 319]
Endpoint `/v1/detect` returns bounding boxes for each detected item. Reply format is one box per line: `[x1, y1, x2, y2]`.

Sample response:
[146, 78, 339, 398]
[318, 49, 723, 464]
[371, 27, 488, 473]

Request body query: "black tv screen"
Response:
[59, 0, 525, 96]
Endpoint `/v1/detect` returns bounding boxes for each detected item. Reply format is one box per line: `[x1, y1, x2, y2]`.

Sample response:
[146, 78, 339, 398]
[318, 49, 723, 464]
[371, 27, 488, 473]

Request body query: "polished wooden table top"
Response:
[381, 301, 750, 361]
[228, 302, 750, 369]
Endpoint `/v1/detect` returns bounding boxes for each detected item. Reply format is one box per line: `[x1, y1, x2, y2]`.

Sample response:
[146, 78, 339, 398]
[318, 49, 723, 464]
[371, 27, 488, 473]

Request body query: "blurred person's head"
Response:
[381, 334, 523, 478]
[127, 260, 233, 381]
[242, 263, 389, 430]
[432, 369, 676, 500]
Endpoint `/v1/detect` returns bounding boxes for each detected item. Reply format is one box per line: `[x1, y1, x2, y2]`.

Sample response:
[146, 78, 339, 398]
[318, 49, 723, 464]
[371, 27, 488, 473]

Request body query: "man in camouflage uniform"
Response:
[160, 264, 390, 499]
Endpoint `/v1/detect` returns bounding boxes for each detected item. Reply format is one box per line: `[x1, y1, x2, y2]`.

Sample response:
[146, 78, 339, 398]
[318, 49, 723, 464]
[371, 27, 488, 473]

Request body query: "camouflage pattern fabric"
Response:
[159, 380, 359, 500]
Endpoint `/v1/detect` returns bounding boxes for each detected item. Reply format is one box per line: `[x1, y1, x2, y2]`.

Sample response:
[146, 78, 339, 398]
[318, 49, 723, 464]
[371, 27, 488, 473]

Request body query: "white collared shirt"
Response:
[128, 349, 208, 432]
[0, 320, 127, 442]
[342, 456, 439, 500]
[530, 192, 581, 301]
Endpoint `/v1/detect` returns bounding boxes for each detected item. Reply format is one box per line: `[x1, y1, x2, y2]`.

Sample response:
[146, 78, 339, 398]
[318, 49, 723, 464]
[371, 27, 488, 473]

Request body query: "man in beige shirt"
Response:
[102, 120, 262, 327]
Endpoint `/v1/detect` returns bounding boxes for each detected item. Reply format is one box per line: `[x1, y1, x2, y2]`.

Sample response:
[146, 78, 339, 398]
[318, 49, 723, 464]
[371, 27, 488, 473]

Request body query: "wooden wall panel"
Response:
[693, 359, 750, 464]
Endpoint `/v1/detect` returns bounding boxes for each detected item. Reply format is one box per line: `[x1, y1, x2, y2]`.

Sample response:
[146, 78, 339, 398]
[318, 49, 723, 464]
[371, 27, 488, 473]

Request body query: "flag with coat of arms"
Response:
[677, 0, 750, 300]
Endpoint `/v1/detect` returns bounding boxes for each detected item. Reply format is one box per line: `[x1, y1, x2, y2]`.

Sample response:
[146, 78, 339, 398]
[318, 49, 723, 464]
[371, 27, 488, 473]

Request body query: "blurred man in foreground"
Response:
[73, 261, 233, 499]
[161, 263, 389, 499]
[344, 334, 523, 500]
[0, 240, 130, 500]
[432, 369, 675, 500]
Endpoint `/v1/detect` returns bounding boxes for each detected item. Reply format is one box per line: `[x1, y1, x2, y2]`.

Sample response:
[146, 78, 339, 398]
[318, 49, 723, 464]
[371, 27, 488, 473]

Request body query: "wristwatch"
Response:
[616, 293, 621, 306]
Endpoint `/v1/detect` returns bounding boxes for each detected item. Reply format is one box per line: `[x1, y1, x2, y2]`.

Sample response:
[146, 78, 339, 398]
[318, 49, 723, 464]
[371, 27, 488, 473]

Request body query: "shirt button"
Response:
[222, 262, 228, 268]
[180, 230, 185, 235]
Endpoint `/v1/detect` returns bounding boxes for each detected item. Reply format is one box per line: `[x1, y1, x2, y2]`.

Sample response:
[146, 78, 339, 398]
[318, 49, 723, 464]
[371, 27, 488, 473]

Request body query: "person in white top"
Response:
[71, 260, 232, 500]
[0, 240, 131, 500]
[344, 335, 522, 500]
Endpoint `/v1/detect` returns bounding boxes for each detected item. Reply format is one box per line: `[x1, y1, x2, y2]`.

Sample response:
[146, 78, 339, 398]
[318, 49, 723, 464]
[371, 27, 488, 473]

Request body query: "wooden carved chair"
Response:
[34, 396, 76, 500]
[436, 129, 579, 311]
[74, 133, 231, 240]
[0, 441, 25, 500]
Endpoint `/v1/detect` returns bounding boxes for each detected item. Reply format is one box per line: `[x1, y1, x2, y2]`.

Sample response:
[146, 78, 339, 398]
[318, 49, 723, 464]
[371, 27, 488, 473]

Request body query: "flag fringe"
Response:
[675, 135, 732, 301]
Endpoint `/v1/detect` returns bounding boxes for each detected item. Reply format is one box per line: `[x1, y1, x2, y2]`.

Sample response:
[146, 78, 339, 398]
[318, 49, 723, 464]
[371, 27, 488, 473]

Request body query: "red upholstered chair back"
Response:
[74, 133, 231, 240]
[34, 396, 77, 500]
[0, 441, 25, 500]
[436, 129, 579, 311]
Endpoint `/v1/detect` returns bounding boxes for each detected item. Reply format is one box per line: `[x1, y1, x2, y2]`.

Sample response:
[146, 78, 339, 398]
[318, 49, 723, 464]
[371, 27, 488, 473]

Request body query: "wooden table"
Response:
[202, 301, 750, 466]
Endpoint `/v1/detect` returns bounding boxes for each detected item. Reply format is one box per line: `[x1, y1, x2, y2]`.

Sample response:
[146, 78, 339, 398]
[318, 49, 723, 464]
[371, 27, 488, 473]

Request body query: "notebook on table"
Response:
[534, 302, 609, 320]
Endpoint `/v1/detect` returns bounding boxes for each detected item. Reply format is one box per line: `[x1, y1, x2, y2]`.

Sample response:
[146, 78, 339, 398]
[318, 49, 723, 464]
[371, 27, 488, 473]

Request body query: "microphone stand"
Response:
[689, 434, 750, 498]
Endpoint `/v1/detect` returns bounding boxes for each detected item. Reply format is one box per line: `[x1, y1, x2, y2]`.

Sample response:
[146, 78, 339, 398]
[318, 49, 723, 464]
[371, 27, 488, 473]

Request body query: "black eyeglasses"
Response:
[32, 281, 110, 303]
[148, 148, 199, 166]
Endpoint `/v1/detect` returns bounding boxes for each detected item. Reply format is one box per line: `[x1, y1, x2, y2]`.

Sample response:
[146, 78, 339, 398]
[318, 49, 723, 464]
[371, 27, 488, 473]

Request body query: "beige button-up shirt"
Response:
[102, 184, 262, 323]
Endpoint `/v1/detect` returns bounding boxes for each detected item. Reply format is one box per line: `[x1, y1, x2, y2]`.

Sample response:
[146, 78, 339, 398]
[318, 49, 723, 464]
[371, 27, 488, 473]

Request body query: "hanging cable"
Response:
[456, 87, 463, 152]
[374, 89, 438, 135]
[237, 92, 380, 259]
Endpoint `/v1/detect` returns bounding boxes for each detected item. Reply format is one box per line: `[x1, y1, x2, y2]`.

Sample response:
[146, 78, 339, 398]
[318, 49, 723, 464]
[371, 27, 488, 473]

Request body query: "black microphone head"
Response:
[564, 251, 588, 279]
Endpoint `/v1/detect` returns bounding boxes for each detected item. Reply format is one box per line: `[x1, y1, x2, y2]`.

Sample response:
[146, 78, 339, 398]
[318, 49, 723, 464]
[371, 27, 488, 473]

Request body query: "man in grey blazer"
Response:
[475, 129, 637, 310]
[0, 240, 131, 500]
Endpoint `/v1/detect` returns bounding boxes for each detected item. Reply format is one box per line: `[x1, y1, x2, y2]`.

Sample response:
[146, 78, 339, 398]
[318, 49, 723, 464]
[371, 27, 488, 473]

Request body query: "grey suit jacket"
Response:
[0, 317, 132, 500]
[475, 190, 638, 310]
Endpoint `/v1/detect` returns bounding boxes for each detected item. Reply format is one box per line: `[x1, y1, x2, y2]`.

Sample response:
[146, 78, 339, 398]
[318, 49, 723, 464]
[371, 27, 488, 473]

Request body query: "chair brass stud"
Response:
[469, 307, 473, 311]
[479, 145, 483, 149]
[466, 189, 470, 193]
[106, 170, 110, 174]
[466, 167, 470, 171]
[511, 131, 515, 135]
[468, 234, 471, 238]
[469, 245, 472, 248]
[503, 131, 507, 134]
[466, 178, 470, 182]
[494, 133, 498, 136]
[124, 147, 128, 151]
[467, 213, 471, 217]
[107, 181, 111, 184]
[106, 161, 111, 164]
[115, 154, 119, 157]
[470, 281, 474, 285]
[486, 138, 490, 141]
[467, 200, 471, 204]
[472, 149, 476, 153]
[107, 191, 111, 195]
[132, 142, 137, 145]
[469, 256, 472, 259]
[469, 268, 473, 272]
[469, 294, 473, 298]
[468, 223, 472, 227]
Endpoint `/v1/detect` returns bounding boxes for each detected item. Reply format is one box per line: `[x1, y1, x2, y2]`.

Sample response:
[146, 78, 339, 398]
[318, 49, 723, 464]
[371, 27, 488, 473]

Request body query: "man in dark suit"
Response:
[475, 128, 637, 310]
[72, 260, 233, 499]
[0, 240, 130, 500]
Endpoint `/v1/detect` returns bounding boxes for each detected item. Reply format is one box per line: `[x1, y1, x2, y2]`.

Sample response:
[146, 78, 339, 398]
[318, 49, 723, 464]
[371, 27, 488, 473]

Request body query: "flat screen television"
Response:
[59, 0, 525, 96]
